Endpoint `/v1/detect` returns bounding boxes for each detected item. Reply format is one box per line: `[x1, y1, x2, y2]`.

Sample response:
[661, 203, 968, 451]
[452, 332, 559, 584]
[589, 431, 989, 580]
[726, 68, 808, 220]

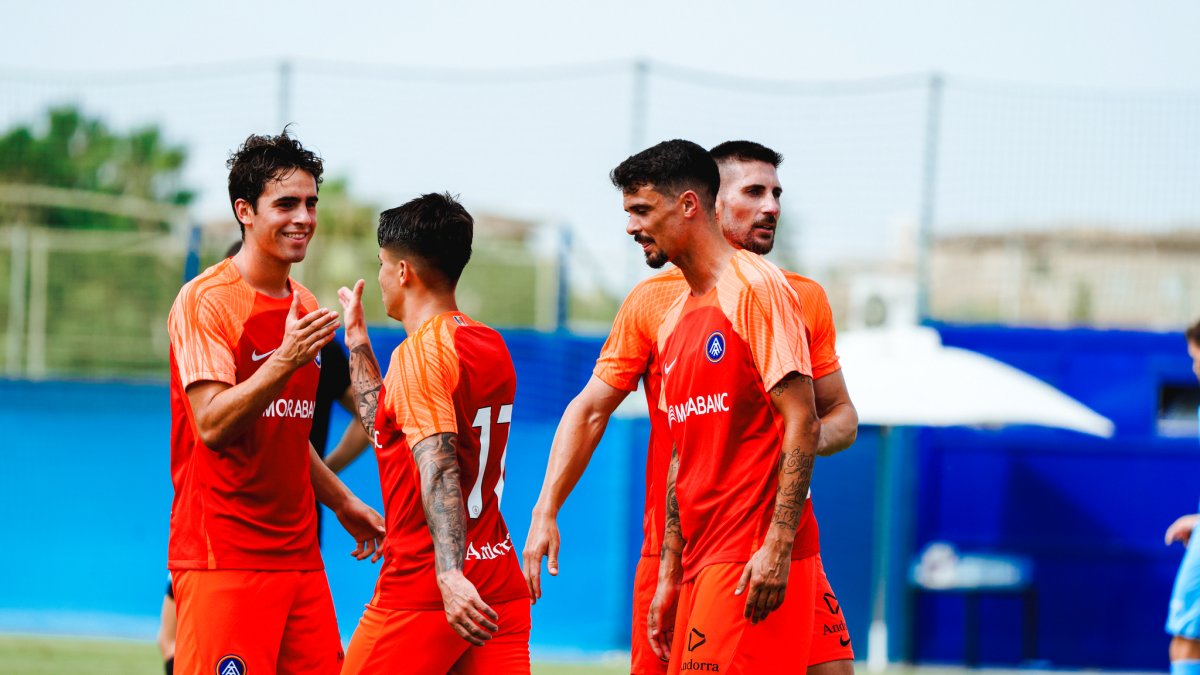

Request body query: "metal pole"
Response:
[556, 226, 572, 331]
[5, 224, 27, 376]
[279, 60, 293, 130]
[915, 73, 944, 323]
[630, 59, 650, 154]
[26, 228, 48, 379]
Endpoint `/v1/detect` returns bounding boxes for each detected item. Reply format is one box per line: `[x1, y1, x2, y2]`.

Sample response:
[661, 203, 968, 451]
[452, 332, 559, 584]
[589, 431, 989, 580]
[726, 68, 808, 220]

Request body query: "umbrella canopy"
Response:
[838, 326, 1114, 437]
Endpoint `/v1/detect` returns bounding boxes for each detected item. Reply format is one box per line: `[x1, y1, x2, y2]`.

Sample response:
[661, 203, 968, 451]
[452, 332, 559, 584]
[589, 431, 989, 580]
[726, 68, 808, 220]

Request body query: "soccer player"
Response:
[167, 129, 384, 675]
[619, 139, 820, 673]
[523, 140, 856, 674]
[337, 193, 530, 674]
[1165, 319, 1200, 675]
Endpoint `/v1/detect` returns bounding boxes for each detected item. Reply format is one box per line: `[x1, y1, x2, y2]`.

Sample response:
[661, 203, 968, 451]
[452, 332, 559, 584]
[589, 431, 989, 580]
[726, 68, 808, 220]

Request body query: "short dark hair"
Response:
[226, 127, 324, 234]
[377, 192, 473, 285]
[610, 139, 719, 211]
[1187, 319, 1200, 347]
[709, 140, 783, 168]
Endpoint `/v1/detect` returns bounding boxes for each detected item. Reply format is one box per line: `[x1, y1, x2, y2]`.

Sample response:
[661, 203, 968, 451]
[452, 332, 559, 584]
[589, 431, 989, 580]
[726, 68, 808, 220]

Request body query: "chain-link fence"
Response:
[3, 60, 1199, 377]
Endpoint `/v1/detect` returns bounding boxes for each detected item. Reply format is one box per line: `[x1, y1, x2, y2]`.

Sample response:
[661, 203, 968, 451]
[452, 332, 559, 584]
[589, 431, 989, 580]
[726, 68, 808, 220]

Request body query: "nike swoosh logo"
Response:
[839, 636, 851, 647]
[251, 348, 277, 362]
[663, 358, 678, 375]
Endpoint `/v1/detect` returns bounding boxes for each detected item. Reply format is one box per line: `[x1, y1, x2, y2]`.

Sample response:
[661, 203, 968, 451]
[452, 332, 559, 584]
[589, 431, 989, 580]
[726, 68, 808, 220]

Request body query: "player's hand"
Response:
[522, 510, 561, 603]
[336, 280, 368, 348]
[735, 541, 792, 624]
[437, 570, 500, 646]
[647, 576, 680, 661]
[1166, 514, 1200, 546]
[334, 496, 385, 563]
[276, 293, 339, 368]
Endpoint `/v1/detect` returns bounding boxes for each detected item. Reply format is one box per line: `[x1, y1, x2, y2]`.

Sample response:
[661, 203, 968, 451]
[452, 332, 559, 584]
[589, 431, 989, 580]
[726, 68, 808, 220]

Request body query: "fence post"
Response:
[26, 227, 48, 379]
[5, 224, 27, 376]
[915, 73, 944, 323]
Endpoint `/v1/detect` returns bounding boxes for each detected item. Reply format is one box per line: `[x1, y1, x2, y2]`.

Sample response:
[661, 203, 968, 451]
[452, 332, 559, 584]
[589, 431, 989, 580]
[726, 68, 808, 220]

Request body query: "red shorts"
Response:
[172, 569, 342, 675]
[667, 557, 818, 675]
[633, 553, 853, 673]
[341, 598, 531, 675]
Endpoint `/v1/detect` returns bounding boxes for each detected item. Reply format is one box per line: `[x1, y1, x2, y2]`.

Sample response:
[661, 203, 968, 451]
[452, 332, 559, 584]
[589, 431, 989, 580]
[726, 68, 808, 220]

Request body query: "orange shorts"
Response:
[172, 569, 342, 675]
[633, 553, 853, 673]
[341, 598, 531, 675]
[667, 557, 818, 675]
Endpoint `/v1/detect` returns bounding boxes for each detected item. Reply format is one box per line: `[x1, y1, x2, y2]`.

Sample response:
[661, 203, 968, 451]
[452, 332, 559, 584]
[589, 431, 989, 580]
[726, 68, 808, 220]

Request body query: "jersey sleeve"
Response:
[727, 256, 811, 392]
[593, 287, 656, 392]
[169, 288, 238, 389]
[798, 282, 840, 379]
[384, 317, 462, 445]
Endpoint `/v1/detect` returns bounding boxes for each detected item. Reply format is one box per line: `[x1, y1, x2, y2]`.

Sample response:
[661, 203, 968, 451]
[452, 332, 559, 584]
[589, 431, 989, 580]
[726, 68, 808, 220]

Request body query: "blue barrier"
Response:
[0, 323, 1186, 669]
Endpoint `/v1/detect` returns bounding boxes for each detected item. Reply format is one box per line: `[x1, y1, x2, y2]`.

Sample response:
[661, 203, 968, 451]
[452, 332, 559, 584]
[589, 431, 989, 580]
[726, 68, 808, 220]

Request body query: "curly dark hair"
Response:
[710, 140, 783, 168]
[377, 192, 474, 285]
[610, 139, 719, 212]
[226, 127, 324, 234]
[1187, 319, 1200, 347]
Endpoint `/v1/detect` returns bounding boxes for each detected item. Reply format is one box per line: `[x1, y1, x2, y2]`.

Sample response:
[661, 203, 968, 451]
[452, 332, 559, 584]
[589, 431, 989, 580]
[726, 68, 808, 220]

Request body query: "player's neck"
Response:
[673, 226, 735, 296]
[399, 291, 459, 334]
[232, 249, 292, 298]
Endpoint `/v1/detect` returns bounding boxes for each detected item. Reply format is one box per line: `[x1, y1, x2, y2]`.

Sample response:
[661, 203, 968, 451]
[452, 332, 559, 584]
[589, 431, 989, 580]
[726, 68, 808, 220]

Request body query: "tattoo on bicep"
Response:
[770, 371, 810, 398]
[772, 449, 815, 532]
[663, 446, 683, 557]
[349, 345, 382, 435]
[412, 432, 466, 574]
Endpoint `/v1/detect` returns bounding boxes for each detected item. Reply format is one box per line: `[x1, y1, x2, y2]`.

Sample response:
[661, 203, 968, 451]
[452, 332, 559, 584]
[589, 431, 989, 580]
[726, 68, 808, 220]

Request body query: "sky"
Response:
[3, 0, 1200, 289]
[7, 1, 1200, 89]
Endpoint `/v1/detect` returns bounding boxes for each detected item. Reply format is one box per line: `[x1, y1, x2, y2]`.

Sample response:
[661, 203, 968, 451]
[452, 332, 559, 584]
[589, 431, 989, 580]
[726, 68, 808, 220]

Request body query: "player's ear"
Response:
[234, 198, 255, 228]
[396, 259, 409, 286]
[679, 190, 699, 218]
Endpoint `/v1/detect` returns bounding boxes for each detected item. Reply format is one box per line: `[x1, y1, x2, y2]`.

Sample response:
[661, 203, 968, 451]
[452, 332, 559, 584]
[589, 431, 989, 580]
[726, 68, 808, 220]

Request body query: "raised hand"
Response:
[337, 280, 368, 348]
[276, 293, 339, 368]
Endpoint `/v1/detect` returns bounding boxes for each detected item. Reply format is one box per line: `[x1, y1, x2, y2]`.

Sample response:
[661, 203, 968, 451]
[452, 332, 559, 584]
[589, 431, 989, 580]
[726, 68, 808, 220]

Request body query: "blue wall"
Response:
[909, 324, 1197, 669]
[0, 324, 1188, 670]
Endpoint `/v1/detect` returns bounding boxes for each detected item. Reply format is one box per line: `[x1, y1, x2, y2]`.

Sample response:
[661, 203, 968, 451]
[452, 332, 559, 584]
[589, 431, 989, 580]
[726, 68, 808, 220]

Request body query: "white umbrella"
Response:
[837, 326, 1114, 670]
[838, 326, 1114, 436]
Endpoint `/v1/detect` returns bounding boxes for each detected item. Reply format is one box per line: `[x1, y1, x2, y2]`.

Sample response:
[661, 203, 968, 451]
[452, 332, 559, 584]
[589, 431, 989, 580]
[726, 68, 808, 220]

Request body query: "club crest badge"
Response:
[216, 655, 246, 675]
[704, 331, 726, 363]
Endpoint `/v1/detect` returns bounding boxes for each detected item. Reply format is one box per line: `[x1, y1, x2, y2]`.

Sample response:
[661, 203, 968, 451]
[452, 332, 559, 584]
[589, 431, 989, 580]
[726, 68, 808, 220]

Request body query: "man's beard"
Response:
[644, 249, 668, 268]
[741, 217, 776, 255]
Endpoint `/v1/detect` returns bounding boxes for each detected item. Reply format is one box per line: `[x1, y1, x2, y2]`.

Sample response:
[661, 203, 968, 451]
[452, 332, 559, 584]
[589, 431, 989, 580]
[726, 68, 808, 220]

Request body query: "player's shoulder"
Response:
[173, 259, 247, 319]
[288, 277, 319, 308]
[622, 267, 688, 314]
[728, 250, 792, 293]
[779, 269, 831, 303]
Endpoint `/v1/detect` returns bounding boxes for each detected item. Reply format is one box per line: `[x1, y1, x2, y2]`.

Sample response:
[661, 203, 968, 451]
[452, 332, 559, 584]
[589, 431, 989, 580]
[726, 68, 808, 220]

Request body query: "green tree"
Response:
[0, 105, 192, 230]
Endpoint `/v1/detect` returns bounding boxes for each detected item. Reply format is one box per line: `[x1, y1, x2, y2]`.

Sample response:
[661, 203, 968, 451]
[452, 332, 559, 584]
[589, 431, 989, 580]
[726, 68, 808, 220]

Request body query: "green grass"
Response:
[0, 634, 630, 674]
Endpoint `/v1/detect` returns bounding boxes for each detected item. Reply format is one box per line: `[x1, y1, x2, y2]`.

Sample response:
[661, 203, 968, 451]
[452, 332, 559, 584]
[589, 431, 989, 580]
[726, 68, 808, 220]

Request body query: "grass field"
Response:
[0, 634, 631, 675]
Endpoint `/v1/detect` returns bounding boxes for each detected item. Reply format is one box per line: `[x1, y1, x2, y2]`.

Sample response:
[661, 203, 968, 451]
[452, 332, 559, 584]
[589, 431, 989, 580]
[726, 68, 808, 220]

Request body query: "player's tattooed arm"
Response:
[412, 432, 467, 574]
[769, 371, 819, 535]
[662, 445, 683, 558]
[347, 343, 382, 438]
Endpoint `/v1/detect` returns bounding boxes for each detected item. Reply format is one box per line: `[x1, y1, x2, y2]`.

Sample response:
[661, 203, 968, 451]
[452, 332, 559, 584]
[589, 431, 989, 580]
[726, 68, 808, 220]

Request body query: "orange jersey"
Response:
[593, 265, 838, 557]
[167, 258, 322, 571]
[371, 312, 526, 610]
[657, 250, 819, 581]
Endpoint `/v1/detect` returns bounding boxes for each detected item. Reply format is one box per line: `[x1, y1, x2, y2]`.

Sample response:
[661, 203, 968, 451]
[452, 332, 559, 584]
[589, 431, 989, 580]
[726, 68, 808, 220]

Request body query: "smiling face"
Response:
[716, 160, 782, 255]
[622, 184, 687, 269]
[236, 168, 318, 265]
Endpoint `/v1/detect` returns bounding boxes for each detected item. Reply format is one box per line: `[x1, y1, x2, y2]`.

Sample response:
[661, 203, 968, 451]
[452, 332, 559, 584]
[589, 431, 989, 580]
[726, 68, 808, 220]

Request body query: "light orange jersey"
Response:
[371, 312, 526, 610]
[657, 249, 818, 581]
[593, 265, 838, 557]
[167, 257, 323, 571]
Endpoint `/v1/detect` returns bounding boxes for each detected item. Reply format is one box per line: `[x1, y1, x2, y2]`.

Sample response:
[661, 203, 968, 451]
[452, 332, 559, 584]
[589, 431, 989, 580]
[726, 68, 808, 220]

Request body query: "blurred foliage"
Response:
[0, 105, 192, 231]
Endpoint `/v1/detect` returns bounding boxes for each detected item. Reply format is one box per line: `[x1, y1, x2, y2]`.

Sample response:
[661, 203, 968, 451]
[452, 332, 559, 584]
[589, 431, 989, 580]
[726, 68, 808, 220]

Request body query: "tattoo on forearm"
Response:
[349, 344, 382, 437]
[412, 432, 466, 574]
[772, 450, 815, 532]
[662, 446, 683, 558]
[770, 371, 810, 398]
